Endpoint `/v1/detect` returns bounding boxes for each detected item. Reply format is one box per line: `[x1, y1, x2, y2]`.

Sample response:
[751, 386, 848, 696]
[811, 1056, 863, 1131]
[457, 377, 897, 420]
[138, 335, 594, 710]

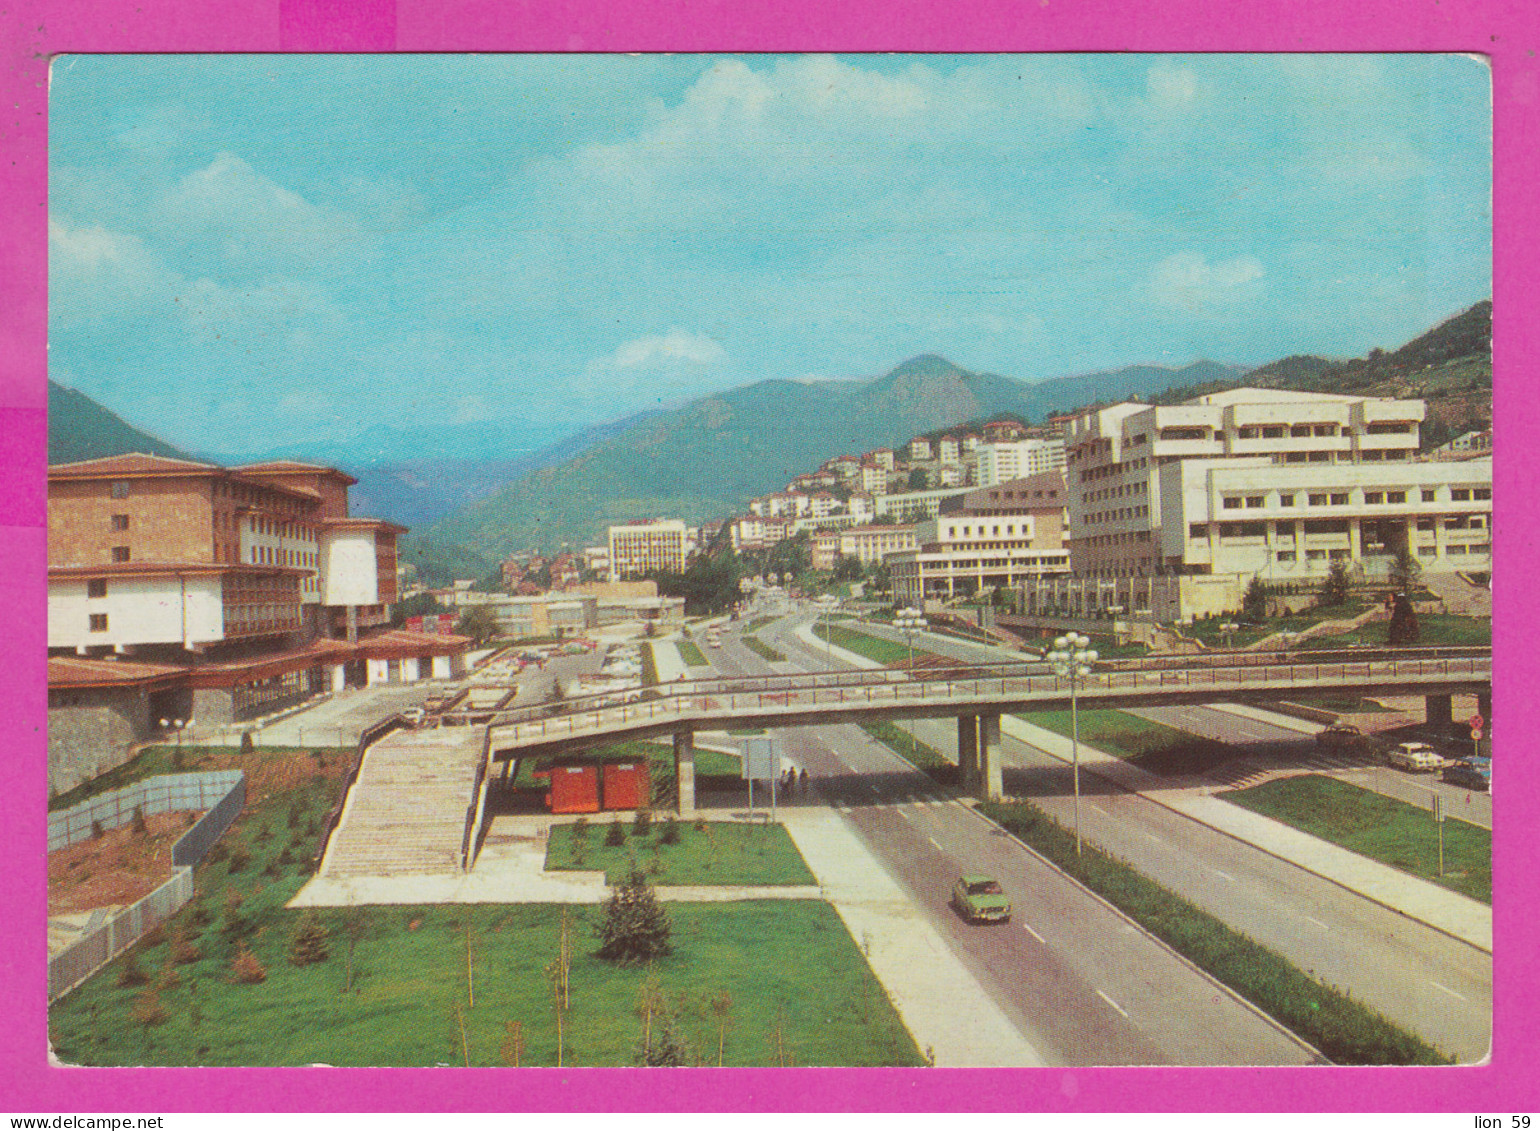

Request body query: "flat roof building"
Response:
[608, 519, 688, 578]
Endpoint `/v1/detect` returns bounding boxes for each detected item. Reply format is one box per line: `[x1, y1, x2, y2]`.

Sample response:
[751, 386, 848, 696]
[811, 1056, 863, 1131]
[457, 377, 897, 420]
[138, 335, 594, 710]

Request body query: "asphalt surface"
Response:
[747, 606, 1492, 1063]
[727, 611, 1319, 1066]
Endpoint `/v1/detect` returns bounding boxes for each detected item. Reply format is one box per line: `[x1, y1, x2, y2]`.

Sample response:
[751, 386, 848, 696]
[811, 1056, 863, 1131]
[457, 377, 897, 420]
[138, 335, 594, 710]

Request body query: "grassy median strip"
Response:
[743, 636, 786, 663]
[859, 720, 956, 782]
[1222, 774, 1491, 904]
[1019, 709, 1232, 777]
[976, 799, 1449, 1065]
[546, 819, 817, 887]
[813, 622, 920, 666]
[746, 616, 776, 632]
[677, 639, 710, 667]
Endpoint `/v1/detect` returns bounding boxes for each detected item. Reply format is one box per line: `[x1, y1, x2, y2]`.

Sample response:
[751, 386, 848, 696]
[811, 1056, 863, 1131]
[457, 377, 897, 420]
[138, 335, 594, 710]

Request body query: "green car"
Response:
[951, 874, 1011, 923]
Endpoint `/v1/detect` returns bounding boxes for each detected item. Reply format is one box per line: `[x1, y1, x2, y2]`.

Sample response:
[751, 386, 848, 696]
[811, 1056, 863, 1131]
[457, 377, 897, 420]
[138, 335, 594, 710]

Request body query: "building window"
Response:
[87, 579, 107, 598]
[1237, 427, 1258, 439]
[1329, 549, 1351, 560]
[1417, 518, 1436, 531]
[1474, 487, 1492, 500]
[1278, 494, 1295, 507]
[89, 613, 108, 632]
[1189, 523, 1207, 539]
[1313, 424, 1337, 436]
[1330, 493, 1349, 506]
[1306, 549, 1327, 561]
[1222, 497, 1242, 509]
[112, 546, 131, 563]
[1276, 550, 1296, 562]
[1308, 494, 1328, 506]
[110, 481, 130, 499]
[1422, 489, 1438, 502]
[1386, 491, 1406, 504]
[1364, 492, 1383, 504]
[1262, 426, 1285, 438]
[1307, 451, 1331, 462]
[1290, 425, 1311, 437]
[111, 514, 130, 531]
[1451, 488, 1471, 501]
[1245, 495, 1264, 508]
[1417, 546, 1437, 558]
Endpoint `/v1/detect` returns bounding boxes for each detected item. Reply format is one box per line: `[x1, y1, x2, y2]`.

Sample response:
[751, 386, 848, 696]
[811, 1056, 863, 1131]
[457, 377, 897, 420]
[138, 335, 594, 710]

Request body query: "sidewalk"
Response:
[1003, 714, 1492, 952]
[801, 616, 1493, 953]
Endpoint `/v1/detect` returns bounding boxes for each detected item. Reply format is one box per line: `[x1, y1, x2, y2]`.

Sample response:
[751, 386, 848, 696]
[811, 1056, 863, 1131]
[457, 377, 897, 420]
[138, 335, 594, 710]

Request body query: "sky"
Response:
[48, 53, 1492, 464]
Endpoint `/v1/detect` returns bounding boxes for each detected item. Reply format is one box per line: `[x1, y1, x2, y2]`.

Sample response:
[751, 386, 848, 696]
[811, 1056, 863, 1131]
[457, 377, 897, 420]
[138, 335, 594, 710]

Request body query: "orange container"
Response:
[601, 761, 650, 811]
[541, 764, 600, 813]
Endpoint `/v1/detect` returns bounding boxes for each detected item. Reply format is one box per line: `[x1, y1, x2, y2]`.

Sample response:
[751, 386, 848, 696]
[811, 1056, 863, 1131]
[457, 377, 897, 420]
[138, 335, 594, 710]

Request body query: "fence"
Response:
[48, 771, 245, 1002]
[49, 771, 245, 852]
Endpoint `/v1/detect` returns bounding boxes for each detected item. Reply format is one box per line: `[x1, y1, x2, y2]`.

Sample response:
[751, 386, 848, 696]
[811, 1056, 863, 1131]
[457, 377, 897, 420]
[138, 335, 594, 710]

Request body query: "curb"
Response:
[1000, 717, 1493, 955]
[952, 797, 1329, 1064]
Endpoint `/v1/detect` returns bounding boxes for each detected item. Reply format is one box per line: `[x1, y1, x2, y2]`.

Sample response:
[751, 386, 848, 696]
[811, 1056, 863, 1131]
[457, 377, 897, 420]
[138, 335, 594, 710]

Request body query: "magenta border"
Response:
[4, 0, 1532, 1113]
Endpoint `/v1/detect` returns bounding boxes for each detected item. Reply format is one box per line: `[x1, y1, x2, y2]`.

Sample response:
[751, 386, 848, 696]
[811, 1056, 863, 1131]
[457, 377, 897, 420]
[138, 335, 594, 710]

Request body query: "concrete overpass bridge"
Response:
[474, 646, 1490, 810]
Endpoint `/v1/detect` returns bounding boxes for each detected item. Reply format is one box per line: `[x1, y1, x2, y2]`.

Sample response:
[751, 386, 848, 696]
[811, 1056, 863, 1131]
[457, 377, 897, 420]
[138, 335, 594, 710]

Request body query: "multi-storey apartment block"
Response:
[47, 453, 465, 792]
[889, 472, 1071, 606]
[838, 524, 919, 565]
[608, 519, 689, 578]
[1049, 387, 1492, 621]
[972, 439, 1067, 487]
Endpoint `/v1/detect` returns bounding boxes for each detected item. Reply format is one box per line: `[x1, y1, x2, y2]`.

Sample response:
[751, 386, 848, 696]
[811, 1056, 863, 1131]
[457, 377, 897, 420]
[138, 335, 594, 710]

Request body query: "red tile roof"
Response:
[49, 453, 221, 478]
[48, 655, 187, 688]
[232, 461, 359, 486]
[355, 628, 472, 658]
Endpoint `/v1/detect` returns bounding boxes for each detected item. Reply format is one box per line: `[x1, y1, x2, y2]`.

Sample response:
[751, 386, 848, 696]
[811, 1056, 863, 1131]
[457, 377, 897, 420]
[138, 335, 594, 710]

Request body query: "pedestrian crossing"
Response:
[831, 792, 963, 813]
[1209, 749, 1367, 791]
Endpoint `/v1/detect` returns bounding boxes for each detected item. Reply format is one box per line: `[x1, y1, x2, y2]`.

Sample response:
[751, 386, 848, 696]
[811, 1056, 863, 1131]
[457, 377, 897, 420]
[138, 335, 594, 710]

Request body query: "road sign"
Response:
[1469, 713, 1484, 731]
[1471, 726, 1483, 741]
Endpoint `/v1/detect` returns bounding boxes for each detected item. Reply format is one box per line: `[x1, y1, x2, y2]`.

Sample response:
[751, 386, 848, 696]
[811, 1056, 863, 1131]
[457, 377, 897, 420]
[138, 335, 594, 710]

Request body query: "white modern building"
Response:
[608, 519, 689, 578]
[972, 439, 1067, 487]
[1051, 387, 1492, 621]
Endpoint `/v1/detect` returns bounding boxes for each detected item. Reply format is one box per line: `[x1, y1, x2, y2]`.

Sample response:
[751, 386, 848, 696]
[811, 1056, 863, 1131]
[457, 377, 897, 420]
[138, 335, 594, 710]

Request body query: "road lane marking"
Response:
[1301, 914, 1329, 930]
[927, 836, 942, 850]
[1088, 803, 1111, 817]
[1021, 922, 1045, 943]
[1140, 830, 1166, 846]
[1209, 868, 1236, 883]
[1096, 989, 1129, 1018]
[1430, 980, 1467, 1002]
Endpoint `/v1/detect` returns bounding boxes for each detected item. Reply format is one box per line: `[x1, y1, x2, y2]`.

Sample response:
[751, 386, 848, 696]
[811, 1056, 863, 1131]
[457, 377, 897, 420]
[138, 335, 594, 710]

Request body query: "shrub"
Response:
[115, 956, 149, 988]
[288, 912, 330, 966]
[133, 987, 168, 1027]
[631, 809, 652, 837]
[226, 846, 251, 874]
[595, 868, 673, 965]
[170, 927, 201, 966]
[240, 731, 255, 754]
[90, 819, 104, 839]
[660, 819, 681, 846]
[131, 806, 148, 836]
[230, 943, 267, 984]
[572, 816, 590, 841]
[605, 819, 626, 847]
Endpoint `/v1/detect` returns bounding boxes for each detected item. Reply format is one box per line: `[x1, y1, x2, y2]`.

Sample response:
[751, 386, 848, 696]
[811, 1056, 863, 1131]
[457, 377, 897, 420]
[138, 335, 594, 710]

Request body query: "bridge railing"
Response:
[484, 651, 1491, 750]
[464, 644, 1489, 731]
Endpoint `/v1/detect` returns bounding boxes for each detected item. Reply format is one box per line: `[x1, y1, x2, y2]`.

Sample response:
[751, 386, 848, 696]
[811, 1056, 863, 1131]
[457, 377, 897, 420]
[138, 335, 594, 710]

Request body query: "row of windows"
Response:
[1191, 515, 1488, 540]
[1222, 486, 1488, 510]
[1083, 505, 1149, 525]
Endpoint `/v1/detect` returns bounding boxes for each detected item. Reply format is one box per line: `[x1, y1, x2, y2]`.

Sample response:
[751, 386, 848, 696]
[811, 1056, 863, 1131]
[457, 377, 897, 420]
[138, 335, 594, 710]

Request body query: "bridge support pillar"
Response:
[957, 715, 979, 792]
[977, 712, 1003, 802]
[673, 728, 696, 816]
[1478, 690, 1491, 722]
[1425, 693, 1454, 732]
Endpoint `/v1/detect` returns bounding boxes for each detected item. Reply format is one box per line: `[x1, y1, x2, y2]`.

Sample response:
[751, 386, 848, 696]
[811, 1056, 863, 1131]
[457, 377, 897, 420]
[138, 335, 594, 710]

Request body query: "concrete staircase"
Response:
[321, 726, 487, 878]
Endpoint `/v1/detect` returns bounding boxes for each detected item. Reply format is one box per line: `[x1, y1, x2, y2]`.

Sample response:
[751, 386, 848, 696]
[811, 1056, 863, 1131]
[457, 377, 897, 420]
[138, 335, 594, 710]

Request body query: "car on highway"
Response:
[1388, 741, 1444, 772]
[1442, 758, 1491, 791]
[401, 707, 426, 726]
[950, 875, 1011, 924]
[1315, 723, 1363, 748]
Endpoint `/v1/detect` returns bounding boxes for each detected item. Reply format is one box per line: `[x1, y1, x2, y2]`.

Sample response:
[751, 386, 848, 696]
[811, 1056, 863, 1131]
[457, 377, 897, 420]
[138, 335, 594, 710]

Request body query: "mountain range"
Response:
[47, 299, 1491, 584]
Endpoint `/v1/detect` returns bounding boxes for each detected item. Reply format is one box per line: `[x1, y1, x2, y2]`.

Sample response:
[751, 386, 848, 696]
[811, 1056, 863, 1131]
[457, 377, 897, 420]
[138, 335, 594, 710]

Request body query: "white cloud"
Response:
[48, 217, 186, 326]
[1145, 63, 1200, 113]
[1149, 252, 1266, 311]
[603, 329, 728, 371]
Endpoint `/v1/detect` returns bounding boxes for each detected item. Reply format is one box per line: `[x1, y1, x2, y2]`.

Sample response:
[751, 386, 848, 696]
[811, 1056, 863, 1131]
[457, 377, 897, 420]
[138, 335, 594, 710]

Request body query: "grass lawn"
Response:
[676, 639, 710, 666]
[814, 622, 931, 666]
[746, 616, 776, 632]
[1290, 692, 1397, 714]
[49, 743, 353, 812]
[1221, 774, 1491, 904]
[859, 721, 958, 784]
[50, 746, 918, 1067]
[977, 799, 1447, 1065]
[1293, 612, 1489, 650]
[1188, 602, 1371, 650]
[1019, 709, 1231, 777]
[545, 819, 817, 886]
[743, 636, 786, 663]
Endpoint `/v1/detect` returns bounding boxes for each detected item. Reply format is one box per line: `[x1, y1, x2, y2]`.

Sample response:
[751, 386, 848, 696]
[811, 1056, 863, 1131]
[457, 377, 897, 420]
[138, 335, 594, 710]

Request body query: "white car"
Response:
[1388, 742, 1444, 772]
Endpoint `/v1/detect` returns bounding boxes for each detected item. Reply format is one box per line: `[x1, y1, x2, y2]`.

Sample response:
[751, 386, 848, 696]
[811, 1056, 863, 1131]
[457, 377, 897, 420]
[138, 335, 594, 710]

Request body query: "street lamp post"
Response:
[1047, 632, 1099, 856]
[1220, 620, 1240, 652]
[815, 595, 840, 670]
[894, 607, 928, 767]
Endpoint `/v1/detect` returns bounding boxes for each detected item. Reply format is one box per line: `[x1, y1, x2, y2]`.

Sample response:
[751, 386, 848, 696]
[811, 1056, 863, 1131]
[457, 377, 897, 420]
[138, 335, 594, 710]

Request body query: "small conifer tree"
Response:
[289, 911, 330, 966]
[231, 942, 267, 984]
[605, 818, 626, 847]
[596, 868, 673, 965]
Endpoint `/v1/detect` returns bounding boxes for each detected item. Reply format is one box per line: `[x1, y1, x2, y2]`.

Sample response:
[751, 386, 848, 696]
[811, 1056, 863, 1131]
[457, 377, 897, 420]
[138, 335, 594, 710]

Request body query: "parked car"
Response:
[1315, 724, 1363, 749]
[1442, 758, 1491, 791]
[950, 875, 1012, 924]
[401, 707, 426, 726]
[1388, 742, 1444, 773]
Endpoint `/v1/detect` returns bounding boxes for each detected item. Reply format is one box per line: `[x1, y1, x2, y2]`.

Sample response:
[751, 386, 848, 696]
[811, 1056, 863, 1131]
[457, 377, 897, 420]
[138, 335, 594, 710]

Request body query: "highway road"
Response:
[743, 608, 1493, 1064]
[717, 612, 1320, 1066]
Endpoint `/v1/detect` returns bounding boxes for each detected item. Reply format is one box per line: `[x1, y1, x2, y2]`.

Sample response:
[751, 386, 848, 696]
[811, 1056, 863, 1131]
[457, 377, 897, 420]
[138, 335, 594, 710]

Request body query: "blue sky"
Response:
[49, 53, 1491, 463]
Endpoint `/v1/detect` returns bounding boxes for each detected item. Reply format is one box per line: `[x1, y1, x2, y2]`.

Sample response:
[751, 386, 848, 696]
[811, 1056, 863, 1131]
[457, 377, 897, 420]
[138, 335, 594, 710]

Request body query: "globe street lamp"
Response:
[894, 607, 928, 673]
[1220, 620, 1240, 651]
[1047, 632, 1099, 856]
